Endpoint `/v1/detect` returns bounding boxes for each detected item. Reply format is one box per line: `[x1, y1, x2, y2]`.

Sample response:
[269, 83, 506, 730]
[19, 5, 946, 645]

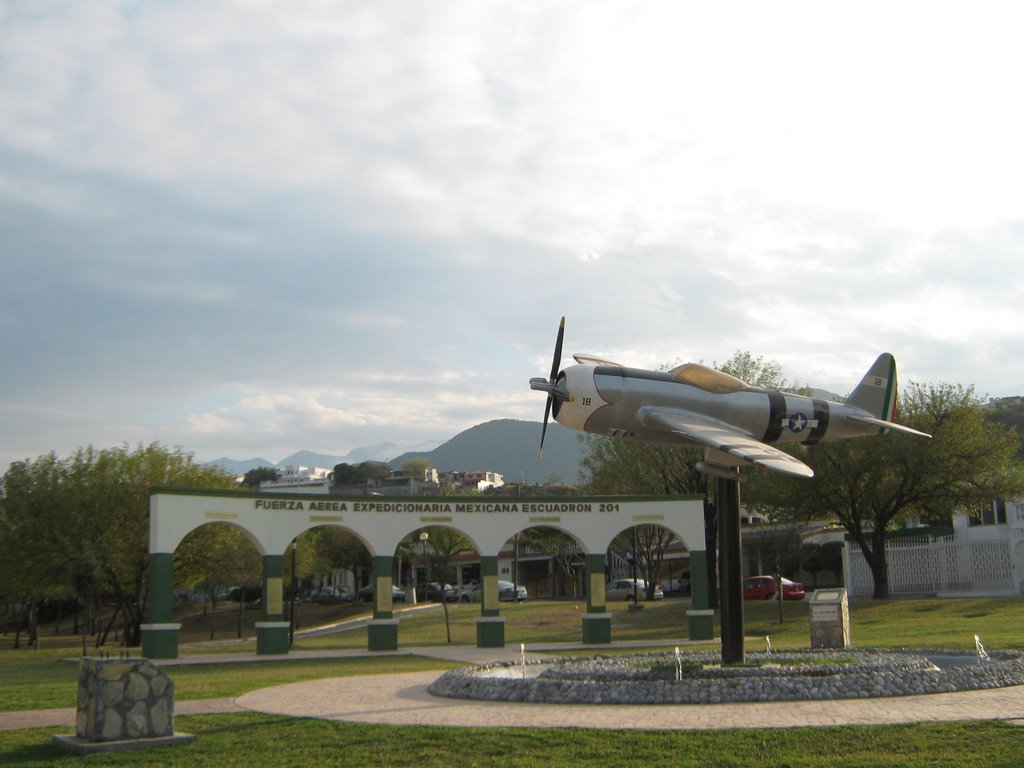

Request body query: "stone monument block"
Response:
[76, 658, 174, 740]
[809, 589, 851, 649]
[55, 657, 194, 755]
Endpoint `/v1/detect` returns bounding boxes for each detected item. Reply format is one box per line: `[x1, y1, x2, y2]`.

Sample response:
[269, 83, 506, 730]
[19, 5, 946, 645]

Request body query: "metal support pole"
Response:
[776, 565, 784, 624]
[631, 527, 638, 602]
[420, 531, 429, 601]
[717, 474, 745, 664]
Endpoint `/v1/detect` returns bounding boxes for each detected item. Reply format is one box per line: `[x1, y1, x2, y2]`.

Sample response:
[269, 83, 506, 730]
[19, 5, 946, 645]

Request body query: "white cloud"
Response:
[0, 169, 115, 220]
[2, 1, 1024, 469]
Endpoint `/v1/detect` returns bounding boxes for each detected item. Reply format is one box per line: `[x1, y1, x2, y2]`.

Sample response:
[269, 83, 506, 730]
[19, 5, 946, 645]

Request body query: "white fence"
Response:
[845, 535, 1018, 597]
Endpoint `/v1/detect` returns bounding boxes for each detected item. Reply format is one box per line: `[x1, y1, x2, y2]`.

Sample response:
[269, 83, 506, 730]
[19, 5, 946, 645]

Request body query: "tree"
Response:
[420, 526, 471, 587]
[331, 463, 360, 486]
[0, 443, 236, 647]
[360, 461, 391, 480]
[983, 398, 1024, 459]
[609, 525, 679, 600]
[306, 527, 371, 587]
[751, 382, 1024, 598]
[0, 453, 69, 647]
[242, 467, 278, 488]
[175, 523, 262, 639]
[331, 461, 391, 490]
[712, 351, 792, 392]
[744, 526, 802, 579]
[580, 350, 795, 605]
[519, 527, 584, 598]
[395, 525, 471, 642]
[401, 458, 431, 478]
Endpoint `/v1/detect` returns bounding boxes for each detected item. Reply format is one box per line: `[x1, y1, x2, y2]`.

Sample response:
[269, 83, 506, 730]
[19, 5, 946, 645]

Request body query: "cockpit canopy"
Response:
[666, 363, 749, 394]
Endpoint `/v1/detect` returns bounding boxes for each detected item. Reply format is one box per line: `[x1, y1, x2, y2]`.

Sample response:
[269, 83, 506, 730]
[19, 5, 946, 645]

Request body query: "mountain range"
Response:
[389, 419, 584, 484]
[205, 419, 585, 485]
[205, 439, 442, 477]
[206, 387, 1024, 483]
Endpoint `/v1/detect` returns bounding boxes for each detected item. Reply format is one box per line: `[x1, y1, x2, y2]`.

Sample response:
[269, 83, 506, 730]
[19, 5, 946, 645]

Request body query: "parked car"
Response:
[743, 575, 805, 601]
[457, 582, 482, 603]
[357, 583, 406, 603]
[416, 582, 454, 602]
[458, 580, 527, 603]
[446, 582, 472, 602]
[660, 576, 691, 594]
[605, 578, 664, 602]
[499, 581, 528, 602]
[313, 585, 352, 603]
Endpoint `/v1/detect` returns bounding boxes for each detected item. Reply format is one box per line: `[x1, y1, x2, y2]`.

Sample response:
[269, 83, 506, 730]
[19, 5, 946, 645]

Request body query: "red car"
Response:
[742, 575, 805, 601]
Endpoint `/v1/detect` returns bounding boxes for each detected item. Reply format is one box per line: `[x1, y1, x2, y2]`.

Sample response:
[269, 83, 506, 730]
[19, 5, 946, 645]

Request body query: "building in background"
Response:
[260, 465, 331, 494]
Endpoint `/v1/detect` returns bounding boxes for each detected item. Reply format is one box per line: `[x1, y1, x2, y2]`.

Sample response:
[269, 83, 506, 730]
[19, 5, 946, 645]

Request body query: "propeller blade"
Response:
[538, 317, 566, 460]
[539, 396, 552, 459]
[550, 317, 565, 381]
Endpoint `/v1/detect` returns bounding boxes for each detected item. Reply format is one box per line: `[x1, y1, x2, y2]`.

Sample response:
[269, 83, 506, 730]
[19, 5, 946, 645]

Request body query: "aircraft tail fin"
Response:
[847, 353, 898, 421]
[846, 354, 931, 438]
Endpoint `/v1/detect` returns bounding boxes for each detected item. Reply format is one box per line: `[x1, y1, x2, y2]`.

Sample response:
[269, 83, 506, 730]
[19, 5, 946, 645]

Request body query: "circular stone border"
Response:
[428, 649, 1024, 705]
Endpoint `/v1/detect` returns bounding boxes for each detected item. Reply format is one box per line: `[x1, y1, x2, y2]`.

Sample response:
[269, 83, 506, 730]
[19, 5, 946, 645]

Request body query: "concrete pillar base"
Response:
[256, 622, 291, 655]
[476, 617, 505, 648]
[582, 613, 612, 644]
[687, 609, 715, 641]
[140, 624, 180, 660]
[368, 619, 399, 651]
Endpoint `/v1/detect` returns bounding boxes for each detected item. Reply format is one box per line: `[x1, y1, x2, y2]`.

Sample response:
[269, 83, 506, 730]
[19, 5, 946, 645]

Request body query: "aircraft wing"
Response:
[846, 413, 932, 438]
[639, 407, 815, 479]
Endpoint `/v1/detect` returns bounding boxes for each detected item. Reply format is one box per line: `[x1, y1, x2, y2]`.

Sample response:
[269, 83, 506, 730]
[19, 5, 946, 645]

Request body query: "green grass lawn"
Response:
[741, 596, 1024, 651]
[1, 596, 1020, 712]
[292, 595, 1024, 652]
[0, 652, 458, 712]
[2, 716, 1023, 767]
[2, 596, 1023, 767]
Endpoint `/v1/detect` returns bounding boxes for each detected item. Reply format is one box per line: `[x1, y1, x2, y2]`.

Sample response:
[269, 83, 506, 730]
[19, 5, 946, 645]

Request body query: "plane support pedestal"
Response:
[717, 475, 745, 665]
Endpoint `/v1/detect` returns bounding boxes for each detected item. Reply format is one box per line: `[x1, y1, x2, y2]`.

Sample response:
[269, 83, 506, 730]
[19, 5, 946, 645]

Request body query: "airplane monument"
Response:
[531, 317, 930, 662]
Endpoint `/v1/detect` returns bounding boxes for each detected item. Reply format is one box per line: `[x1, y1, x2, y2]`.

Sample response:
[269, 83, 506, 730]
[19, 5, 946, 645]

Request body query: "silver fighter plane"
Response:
[530, 318, 930, 479]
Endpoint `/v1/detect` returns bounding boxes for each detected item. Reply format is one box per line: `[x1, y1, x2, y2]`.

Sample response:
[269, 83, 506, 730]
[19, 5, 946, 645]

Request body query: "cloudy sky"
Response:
[2, 2, 1023, 470]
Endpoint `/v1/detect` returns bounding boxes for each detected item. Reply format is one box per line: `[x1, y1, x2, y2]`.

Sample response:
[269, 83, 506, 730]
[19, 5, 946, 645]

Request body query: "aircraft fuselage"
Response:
[554, 364, 876, 448]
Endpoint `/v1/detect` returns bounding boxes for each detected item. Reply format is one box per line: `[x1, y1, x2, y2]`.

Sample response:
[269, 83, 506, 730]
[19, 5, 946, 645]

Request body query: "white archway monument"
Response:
[142, 488, 711, 658]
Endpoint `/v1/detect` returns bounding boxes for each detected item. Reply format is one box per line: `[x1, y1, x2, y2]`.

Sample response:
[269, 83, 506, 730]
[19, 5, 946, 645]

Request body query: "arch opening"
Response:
[171, 521, 264, 644]
[143, 490, 710, 658]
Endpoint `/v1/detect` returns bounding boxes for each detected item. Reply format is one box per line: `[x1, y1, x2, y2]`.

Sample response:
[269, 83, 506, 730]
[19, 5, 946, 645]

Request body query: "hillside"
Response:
[204, 420, 584, 484]
[389, 419, 585, 485]
[204, 456, 276, 475]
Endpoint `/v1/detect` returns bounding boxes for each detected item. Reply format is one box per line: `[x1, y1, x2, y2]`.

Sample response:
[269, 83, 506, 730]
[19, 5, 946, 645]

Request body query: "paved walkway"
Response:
[4, 642, 1024, 732]
[236, 670, 1024, 730]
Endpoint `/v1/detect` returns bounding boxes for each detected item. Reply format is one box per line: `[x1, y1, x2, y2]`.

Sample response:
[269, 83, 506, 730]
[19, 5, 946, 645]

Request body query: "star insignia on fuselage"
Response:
[783, 413, 818, 433]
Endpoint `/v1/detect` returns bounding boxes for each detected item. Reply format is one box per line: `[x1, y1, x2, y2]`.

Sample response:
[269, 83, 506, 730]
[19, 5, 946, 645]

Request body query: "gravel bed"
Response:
[428, 648, 1024, 705]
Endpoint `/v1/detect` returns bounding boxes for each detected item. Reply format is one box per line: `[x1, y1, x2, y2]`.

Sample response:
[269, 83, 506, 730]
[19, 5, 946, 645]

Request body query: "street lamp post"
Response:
[513, 533, 520, 602]
[289, 540, 297, 646]
[419, 531, 429, 601]
[626, 552, 637, 603]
